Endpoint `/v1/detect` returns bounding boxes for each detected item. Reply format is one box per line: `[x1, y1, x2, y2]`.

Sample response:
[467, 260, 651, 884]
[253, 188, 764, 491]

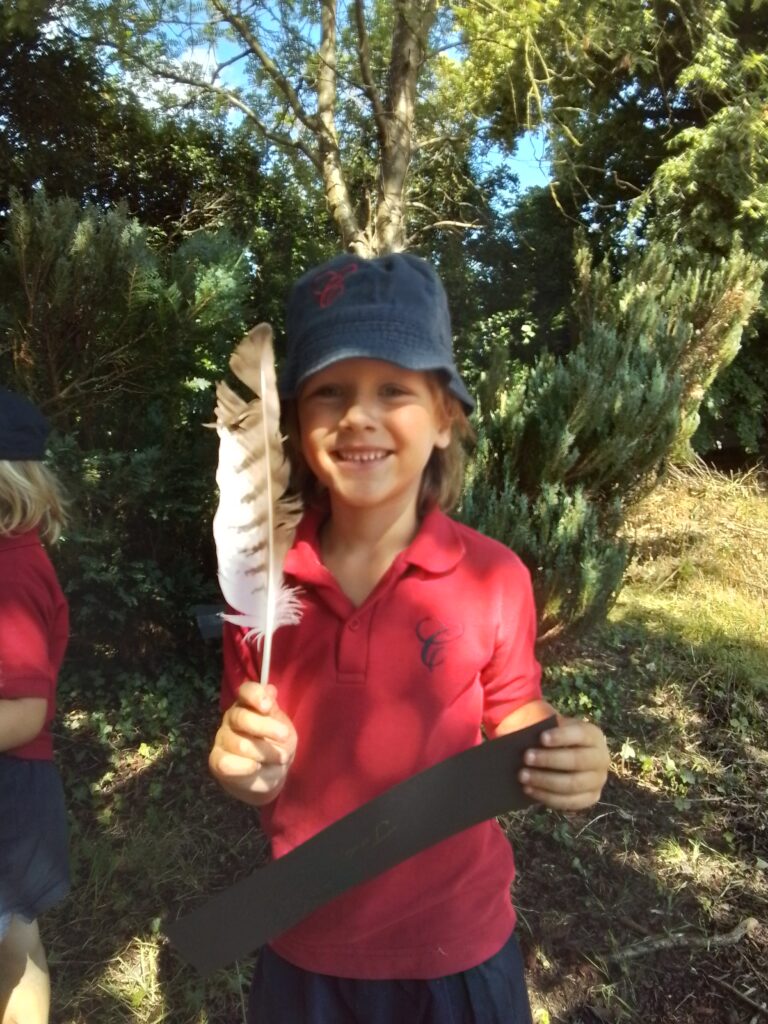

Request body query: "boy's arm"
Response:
[0, 696, 47, 752]
[209, 682, 297, 807]
[488, 699, 609, 811]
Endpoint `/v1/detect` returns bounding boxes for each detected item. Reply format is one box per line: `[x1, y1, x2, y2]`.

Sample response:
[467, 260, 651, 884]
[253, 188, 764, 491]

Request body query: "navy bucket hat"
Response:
[280, 253, 474, 412]
[0, 389, 50, 460]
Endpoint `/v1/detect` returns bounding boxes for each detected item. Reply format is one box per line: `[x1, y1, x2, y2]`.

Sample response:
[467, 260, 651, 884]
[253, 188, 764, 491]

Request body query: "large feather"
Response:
[212, 323, 303, 686]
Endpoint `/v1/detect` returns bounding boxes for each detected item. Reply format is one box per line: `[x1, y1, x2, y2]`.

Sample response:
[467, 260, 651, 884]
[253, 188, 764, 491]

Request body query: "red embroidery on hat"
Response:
[312, 263, 359, 308]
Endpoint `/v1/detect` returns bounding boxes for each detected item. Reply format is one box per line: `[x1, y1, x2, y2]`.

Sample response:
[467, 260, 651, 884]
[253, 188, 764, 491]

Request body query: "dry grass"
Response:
[622, 461, 767, 659]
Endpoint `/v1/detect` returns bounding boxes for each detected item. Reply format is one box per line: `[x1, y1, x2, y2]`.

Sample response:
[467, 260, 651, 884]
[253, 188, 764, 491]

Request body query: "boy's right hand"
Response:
[209, 682, 297, 806]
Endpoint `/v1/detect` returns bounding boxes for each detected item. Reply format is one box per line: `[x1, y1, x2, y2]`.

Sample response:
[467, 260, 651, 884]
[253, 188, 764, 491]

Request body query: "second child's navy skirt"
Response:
[0, 754, 70, 939]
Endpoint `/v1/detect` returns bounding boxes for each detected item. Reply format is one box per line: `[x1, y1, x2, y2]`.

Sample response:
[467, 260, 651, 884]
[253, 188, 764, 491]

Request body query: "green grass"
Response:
[46, 463, 767, 1023]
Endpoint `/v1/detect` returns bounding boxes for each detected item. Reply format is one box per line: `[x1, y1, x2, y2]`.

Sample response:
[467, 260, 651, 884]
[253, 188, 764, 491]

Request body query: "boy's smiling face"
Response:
[297, 358, 451, 518]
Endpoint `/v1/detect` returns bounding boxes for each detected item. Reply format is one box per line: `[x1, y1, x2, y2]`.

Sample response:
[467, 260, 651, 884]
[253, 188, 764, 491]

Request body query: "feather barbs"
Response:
[212, 323, 303, 686]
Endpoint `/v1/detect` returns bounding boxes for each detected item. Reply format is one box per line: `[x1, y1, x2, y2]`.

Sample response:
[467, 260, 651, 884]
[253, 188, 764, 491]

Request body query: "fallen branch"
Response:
[710, 974, 768, 1019]
[603, 917, 759, 963]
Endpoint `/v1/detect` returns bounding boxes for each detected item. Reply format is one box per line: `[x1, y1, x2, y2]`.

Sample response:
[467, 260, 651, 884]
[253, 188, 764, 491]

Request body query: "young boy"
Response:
[209, 253, 609, 1023]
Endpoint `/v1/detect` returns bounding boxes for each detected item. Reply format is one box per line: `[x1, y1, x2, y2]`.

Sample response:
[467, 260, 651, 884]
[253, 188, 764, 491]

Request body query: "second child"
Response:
[0, 390, 70, 1024]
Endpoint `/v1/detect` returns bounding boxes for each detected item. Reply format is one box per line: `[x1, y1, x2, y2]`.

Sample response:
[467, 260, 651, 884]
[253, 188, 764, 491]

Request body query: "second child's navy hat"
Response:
[0, 388, 50, 460]
[280, 253, 474, 412]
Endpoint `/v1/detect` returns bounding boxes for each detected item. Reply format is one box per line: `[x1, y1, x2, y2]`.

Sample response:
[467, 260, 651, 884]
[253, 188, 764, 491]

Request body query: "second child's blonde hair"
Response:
[0, 460, 68, 543]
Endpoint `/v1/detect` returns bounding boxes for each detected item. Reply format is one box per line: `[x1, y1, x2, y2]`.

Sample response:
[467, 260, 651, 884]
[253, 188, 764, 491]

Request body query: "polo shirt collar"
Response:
[401, 507, 465, 574]
[0, 529, 40, 553]
[284, 505, 465, 586]
[283, 506, 328, 587]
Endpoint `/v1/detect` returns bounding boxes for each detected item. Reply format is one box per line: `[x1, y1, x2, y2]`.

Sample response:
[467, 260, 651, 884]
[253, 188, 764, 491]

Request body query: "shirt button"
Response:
[348, 619, 360, 631]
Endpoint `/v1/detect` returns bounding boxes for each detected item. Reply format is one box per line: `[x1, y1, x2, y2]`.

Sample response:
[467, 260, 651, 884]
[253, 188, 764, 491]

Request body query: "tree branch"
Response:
[210, 0, 319, 136]
[709, 974, 768, 1019]
[354, 0, 387, 146]
[213, 47, 251, 78]
[126, 54, 321, 170]
[406, 218, 480, 247]
[376, 0, 437, 252]
[316, 0, 337, 140]
[603, 917, 759, 963]
[316, 0, 368, 253]
[415, 134, 458, 151]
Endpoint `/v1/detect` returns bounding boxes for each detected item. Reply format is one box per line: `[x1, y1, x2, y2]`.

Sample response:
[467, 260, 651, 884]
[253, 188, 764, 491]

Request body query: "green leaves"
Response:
[0, 0, 52, 38]
[458, 236, 764, 633]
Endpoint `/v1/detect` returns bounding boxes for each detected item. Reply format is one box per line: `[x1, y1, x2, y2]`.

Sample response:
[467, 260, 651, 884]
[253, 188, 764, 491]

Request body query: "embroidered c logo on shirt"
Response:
[312, 263, 359, 308]
[415, 617, 464, 670]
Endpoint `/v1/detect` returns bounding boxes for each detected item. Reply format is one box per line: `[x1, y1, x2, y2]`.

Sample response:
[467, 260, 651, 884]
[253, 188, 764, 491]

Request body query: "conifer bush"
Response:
[0, 192, 251, 672]
[459, 243, 764, 633]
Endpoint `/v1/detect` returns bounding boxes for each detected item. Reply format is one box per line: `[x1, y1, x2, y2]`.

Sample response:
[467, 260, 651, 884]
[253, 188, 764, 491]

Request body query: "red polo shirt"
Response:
[0, 530, 69, 759]
[221, 506, 542, 979]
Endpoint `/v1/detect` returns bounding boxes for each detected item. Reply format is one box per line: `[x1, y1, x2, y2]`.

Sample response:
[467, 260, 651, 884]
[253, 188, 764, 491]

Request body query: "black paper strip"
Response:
[166, 716, 556, 974]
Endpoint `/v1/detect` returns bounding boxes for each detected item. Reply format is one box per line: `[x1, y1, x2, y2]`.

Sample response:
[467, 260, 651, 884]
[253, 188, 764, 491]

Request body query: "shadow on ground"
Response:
[45, 608, 767, 1023]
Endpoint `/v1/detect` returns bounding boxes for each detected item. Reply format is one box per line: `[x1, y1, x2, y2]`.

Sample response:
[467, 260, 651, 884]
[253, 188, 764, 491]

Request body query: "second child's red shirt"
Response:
[221, 506, 542, 979]
[0, 530, 69, 760]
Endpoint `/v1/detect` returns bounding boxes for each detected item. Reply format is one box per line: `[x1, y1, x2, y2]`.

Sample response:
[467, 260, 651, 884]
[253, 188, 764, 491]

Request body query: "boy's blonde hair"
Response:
[283, 376, 474, 516]
[0, 460, 68, 543]
[420, 392, 475, 514]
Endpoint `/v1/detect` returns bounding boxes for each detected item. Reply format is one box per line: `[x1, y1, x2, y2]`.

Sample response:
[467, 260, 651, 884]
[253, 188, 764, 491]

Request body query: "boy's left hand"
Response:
[519, 716, 609, 810]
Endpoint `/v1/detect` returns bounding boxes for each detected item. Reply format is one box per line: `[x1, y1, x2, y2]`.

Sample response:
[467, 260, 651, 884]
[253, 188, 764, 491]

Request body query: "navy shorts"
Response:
[248, 930, 533, 1024]
[0, 755, 70, 939]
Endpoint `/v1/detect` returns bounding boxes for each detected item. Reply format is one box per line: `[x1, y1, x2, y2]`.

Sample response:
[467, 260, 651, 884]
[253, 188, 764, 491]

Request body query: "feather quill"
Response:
[212, 323, 303, 686]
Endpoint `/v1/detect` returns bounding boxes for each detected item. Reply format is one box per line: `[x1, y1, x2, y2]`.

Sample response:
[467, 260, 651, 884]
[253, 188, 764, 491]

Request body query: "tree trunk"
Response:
[318, 0, 373, 255]
[318, 0, 436, 256]
[110, 0, 437, 258]
[375, 0, 436, 254]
